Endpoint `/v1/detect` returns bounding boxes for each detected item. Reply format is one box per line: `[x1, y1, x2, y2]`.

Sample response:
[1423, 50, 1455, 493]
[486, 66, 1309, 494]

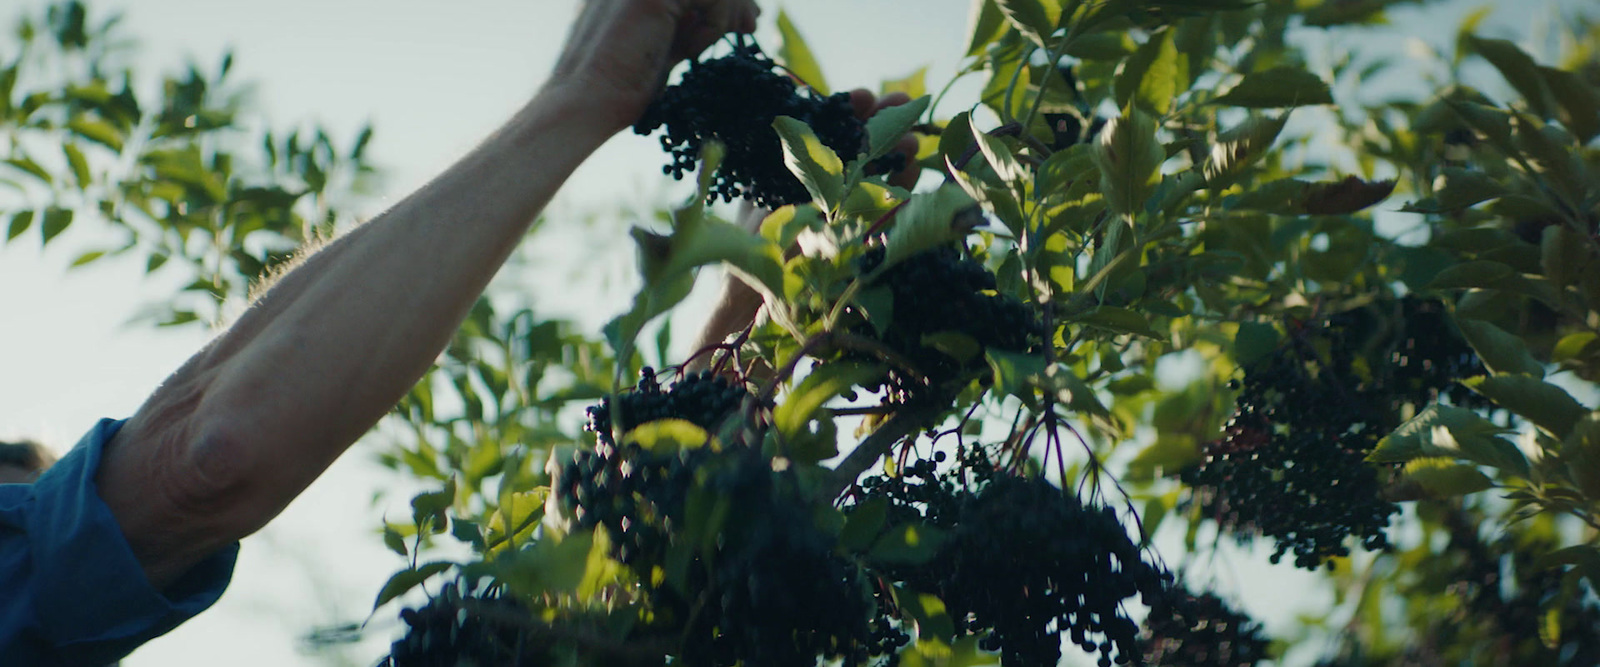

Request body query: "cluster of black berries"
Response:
[386, 581, 543, 667]
[562, 370, 894, 666]
[585, 368, 751, 448]
[634, 41, 874, 208]
[855, 450, 1171, 667]
[848, 244, 1045, 408]
[1140, 590, 1270, 667]
[1182, 297, 1487, 569]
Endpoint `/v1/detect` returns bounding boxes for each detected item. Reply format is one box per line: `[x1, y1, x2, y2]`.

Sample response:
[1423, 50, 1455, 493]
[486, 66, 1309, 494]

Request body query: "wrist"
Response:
[529, 79, 642, 142]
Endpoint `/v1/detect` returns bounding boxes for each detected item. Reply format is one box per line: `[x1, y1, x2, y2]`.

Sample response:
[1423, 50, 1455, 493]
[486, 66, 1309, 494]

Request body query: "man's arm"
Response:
[98, 0, 758, 590]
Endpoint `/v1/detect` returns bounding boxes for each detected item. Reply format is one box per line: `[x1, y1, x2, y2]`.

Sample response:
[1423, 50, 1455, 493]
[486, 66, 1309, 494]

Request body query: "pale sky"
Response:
[0, 1, 1586, 665]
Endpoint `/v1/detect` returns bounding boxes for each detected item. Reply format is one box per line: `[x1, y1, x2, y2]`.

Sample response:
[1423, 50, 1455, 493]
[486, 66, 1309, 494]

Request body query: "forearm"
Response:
[100, 89, 614, 588]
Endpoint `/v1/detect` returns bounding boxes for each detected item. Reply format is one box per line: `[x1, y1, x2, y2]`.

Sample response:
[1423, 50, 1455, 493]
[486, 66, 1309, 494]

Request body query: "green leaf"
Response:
[1203, 114, 1286, 187]
[773, 115, 844, 211]
[882, 67, 928, 99]
[4, 157, 52, 184]
[69, 250, 104, 267]
[372, 561, 453, 610]
[382, 524, 409, 558]
[880, 185, 982, 271]
[865, 95, 932, 163]
[1562, 416, 1600, 499]
[1456, 318, 1545, 378]
[840, 497, 890, 552]
[1431, 167, 1509, 210]
[1371, 403, 1528, 477]
[868, 523, 949, 566]
[67, 115, 124, 152]
[965, 0, 1010, 57]
[449, 518, 484, 550]
[6, 211, 33, 241]
[410, 478, 456, 533]
[623, 419, 712, 453]
[1540, 66, 1600, 142]
[1429, 260, 1515, 290]
[1465, 35, 1554, 117]
[994, 0, 1058, 47]
[1234, 321, 1280, 365]
[1553, 332, 1599, 364]
[775, 362, 885, 457]
[1462, 375, 1585, 438]
[1093, 107, 1164, 216]
[1401, 457, 1495, 497]
[899, 591, 958, 642]
[1076, 306, 1160, 338]
[776, 10, 828, 94]
[1211, 67, 1334, 108]
[39, 208, 73, 244]
[985, 348, 1047, 398]
[1115, 28, 1183, 115]
[63, 143, 90, 185]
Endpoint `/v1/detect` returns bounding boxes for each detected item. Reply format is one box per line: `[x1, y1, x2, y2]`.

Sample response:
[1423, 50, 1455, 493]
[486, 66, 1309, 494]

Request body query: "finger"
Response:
[734, 1, 760, 33]
[874, 91, 912, 113]
[849, 88, 876, 122]
[888, 135, 921, 190]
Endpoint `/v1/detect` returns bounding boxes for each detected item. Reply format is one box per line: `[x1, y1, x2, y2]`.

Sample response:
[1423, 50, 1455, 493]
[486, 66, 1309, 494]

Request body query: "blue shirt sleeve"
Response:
[0, 418, 239, 666]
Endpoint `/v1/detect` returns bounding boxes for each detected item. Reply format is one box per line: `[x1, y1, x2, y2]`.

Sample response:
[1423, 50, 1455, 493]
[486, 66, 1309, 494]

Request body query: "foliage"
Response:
[9, 1, 1600, 666]
[0, 0, 377, 327]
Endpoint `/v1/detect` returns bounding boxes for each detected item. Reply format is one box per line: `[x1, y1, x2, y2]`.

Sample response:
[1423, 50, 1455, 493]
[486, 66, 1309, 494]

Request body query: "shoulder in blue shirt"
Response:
[0, 418, 238, 666]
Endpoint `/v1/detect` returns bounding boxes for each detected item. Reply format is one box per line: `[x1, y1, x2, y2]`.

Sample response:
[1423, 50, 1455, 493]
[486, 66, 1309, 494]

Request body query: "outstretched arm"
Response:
[99, 0, 759, 590]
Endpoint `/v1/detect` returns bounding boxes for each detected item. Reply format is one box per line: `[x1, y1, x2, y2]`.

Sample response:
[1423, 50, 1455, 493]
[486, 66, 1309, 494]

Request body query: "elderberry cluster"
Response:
[564, 375, 894, 666]
[385, 581, 543, 667]
[634, 41, 875, 208]
[1140, 590, 1269, 667]
[848, 244, 1044, 407]
[1183, 297, 1488, 569]
[585, 368, 751, 448]
[856, 451, 1170, 667]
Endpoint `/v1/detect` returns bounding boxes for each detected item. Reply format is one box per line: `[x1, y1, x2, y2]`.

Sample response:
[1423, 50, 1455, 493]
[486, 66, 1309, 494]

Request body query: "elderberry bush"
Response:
[1140, 590, 1269, 667]
[855, 450, 1170, 667]
[564, 384, 894, 667]
[634, 40, 887, 208]
[1182, 297, 1487, 569]
[848, 244, 1045, 407]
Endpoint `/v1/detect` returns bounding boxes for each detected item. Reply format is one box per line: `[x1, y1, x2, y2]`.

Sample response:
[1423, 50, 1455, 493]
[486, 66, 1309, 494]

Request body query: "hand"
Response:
[545, 0, 760, 135]
[849, 89, 922, 191]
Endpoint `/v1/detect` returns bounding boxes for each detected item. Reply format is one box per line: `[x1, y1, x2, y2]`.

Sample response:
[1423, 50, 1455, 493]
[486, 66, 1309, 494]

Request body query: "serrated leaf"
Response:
[1456, 317, 1545, 378]
[1463, 375, 1585, 438]
[773, 115, 844, 211]
[1465, 35, 1554, 118]
[965, 0, 1010, 57]
[994, 0, 1057, 47]
[1372, 403, 1528, 477]
[880, 185, 982, 271]
[1204, 114, 1286, 187]
[775, 10, 828, 94]
[1402, 457, 1494, 497]
[775, 361, 885, 458]
[1115, 27, 1183, 115]
[865, 95, 931, 163]
[1093, 108, 1164, 216]
[1211, 67, 1333, 108]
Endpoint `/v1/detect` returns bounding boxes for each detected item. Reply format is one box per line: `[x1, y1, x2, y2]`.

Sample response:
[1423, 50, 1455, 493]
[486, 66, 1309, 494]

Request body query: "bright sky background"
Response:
[0, 1, 1589, 665]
